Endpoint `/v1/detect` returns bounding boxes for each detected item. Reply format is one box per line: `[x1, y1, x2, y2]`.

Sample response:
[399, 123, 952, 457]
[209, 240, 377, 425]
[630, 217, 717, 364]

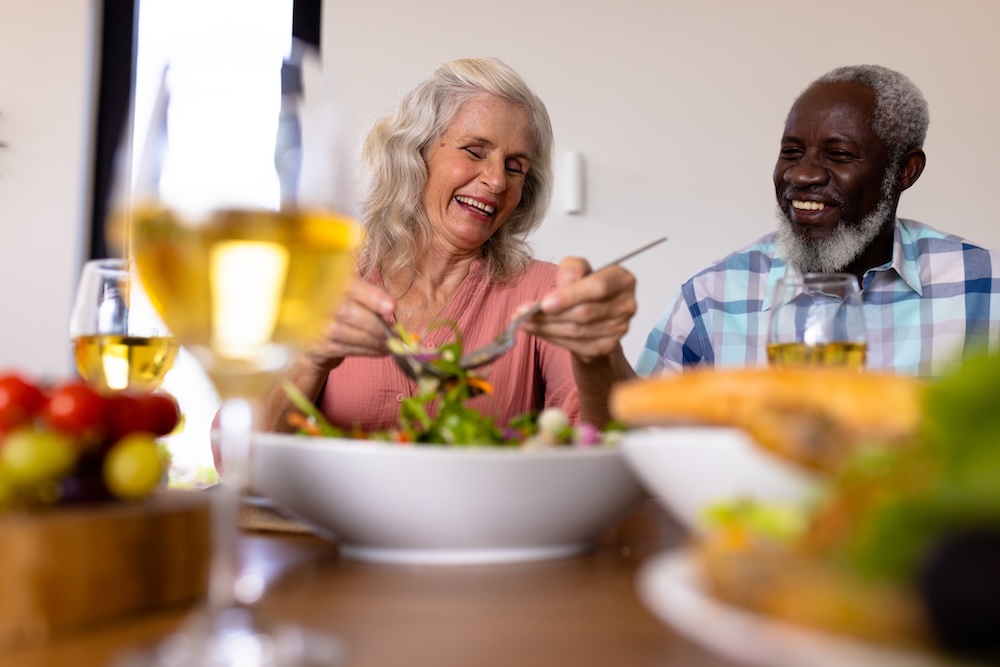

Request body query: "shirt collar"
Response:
[861, 218, 924, 296]
[762, 218, 923, 310]
[760, 251, 792, 313]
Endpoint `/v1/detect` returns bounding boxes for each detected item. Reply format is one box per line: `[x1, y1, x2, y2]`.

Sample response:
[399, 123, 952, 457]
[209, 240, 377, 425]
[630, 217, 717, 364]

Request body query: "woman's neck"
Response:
[383, 250, 479, 334]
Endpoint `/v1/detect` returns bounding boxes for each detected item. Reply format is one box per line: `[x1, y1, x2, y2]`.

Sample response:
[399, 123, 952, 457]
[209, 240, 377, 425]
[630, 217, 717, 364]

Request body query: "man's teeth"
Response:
[456, 196, 495, 215]
[792, 200, 825, 211]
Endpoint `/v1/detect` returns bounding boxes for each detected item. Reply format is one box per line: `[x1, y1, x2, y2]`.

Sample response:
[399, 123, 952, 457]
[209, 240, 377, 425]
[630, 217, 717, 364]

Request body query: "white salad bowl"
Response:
[620, 426, 822, 535]
[249, 433, 645, 566]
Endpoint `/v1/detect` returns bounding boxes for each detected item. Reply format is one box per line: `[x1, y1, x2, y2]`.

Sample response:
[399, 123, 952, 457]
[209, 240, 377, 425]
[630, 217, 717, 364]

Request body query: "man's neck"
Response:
[843, 215, 897, 285]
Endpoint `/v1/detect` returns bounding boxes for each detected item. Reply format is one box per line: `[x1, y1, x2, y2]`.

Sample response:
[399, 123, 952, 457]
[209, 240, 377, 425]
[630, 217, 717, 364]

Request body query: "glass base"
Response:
[116, 606, 347, 667]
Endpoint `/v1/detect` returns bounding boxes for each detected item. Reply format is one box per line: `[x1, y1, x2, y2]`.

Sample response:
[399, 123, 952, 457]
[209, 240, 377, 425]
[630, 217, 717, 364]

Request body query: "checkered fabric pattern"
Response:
[636, 218, 1000, 378]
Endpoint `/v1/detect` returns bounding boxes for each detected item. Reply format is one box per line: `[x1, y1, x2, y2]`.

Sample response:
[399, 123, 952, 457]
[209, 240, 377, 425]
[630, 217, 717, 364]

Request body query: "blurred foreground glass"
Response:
[767, 273, 867, 371]
[70, 258, 178, 392]
[118, 40, 358, 666]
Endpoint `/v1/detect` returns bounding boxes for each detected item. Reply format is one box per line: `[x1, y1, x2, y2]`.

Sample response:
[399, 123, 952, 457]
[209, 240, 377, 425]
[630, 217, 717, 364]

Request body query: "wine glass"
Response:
[70, 258, 179, 393]
[116, 40, 358, 666]
[767, 272, 867, 371]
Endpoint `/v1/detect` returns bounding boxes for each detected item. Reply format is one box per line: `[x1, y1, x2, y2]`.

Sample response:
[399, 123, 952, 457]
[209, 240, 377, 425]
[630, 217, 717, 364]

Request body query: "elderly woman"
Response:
[263, 57, 637, 434]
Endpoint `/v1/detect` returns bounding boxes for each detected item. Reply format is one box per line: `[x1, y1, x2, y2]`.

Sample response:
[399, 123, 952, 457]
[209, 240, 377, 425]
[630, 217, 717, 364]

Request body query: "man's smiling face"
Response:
[773, 81, 896, 273]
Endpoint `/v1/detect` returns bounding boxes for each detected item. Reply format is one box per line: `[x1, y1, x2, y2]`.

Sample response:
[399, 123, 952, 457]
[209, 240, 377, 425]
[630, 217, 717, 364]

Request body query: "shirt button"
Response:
[396, 394, 404, 402]
[426, 342, 436, 350]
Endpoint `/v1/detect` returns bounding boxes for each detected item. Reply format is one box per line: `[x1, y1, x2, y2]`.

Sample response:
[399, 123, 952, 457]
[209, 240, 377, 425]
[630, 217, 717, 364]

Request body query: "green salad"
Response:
[284, 323, 624, 448]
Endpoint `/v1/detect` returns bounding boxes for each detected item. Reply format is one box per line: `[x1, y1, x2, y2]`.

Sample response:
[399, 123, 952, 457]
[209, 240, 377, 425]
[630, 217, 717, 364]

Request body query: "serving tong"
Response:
[383, 236, 667, 381]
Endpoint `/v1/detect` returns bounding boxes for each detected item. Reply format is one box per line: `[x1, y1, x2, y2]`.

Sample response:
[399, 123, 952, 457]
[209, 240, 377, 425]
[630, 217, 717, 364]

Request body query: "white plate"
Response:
[636, 549, 978, 667]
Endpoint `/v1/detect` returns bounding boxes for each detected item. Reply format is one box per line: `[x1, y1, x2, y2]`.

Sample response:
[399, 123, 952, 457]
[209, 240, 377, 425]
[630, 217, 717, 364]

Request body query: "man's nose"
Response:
[783, 152, 828, 187]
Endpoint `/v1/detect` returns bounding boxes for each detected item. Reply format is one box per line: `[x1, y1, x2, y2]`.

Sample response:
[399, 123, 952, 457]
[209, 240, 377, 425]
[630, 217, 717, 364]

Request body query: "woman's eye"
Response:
[463, 147, 484, 159]
[505, 160, 525, 175]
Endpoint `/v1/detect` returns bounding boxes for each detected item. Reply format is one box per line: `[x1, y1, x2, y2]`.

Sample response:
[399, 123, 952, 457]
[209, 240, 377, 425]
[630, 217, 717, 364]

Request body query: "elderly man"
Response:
[637, 64, 1000, 378]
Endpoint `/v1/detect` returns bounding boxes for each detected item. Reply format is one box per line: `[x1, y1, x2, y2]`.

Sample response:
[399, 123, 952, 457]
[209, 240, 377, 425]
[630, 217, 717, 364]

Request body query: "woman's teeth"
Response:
[456, 196, 495, 215]
[792, 200, 825, 211]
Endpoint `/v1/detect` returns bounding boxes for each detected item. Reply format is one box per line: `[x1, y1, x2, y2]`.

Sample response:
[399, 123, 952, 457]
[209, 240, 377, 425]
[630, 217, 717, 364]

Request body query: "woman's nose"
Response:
[480, 158, 507, 193]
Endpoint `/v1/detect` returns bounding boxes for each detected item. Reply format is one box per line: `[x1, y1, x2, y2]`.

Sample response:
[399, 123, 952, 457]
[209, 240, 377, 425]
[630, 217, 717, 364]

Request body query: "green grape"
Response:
[0, 427, 78, 489]
[0, 470, 15, 509]
[103, 433, 165, 500]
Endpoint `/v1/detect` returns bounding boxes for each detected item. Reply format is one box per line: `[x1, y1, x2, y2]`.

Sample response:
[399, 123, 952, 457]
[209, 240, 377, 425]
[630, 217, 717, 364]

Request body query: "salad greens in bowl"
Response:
[249, 325, 644, 565]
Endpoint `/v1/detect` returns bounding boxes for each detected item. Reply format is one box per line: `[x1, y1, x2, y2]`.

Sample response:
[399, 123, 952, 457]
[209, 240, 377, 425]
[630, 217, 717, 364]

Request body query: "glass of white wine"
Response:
[767, 272, 867, 371]
[70, 258, 178, 392]
[117, 40, 359, 666]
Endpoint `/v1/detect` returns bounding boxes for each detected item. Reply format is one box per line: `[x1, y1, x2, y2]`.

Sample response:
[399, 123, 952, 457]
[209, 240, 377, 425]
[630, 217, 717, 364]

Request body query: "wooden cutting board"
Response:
[0, 489, 211, 650]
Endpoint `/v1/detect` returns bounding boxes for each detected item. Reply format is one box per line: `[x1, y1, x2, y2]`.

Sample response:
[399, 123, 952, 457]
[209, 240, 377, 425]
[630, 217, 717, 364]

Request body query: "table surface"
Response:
[6, 498, 740, 667]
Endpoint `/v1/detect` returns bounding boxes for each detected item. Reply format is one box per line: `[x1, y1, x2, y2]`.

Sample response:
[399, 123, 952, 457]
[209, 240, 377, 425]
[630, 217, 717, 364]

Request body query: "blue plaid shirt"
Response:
[636, 218, 1000, 378]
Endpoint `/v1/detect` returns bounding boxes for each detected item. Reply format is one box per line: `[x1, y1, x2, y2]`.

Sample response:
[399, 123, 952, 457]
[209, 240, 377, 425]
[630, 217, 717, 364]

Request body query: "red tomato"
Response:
[0, 373, 47, 431]
[106, 392, 150, 441]
[138, 393, 181, 437]
[44, 381, 110, 437]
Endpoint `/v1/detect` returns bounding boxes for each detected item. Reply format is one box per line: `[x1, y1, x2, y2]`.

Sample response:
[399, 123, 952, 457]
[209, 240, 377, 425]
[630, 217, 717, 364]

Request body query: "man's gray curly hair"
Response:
[814, 65, 929, 168]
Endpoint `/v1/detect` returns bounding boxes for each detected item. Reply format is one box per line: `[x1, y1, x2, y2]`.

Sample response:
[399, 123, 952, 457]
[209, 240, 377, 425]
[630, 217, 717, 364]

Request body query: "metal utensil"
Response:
[379, 318, 448, 380]
[382, 236, 667, 380]
[459, 236, 668, 370]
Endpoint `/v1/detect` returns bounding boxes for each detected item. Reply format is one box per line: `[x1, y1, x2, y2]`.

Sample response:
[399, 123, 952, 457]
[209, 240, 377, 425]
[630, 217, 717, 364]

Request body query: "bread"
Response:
[610, 367, 925, 471]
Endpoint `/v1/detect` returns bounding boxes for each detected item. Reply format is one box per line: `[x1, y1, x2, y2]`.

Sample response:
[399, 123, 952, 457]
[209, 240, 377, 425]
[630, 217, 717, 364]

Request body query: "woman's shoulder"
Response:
[523, 258, 559, 282]
[475, 259, 557, 304]
[510, 259, 559, 295]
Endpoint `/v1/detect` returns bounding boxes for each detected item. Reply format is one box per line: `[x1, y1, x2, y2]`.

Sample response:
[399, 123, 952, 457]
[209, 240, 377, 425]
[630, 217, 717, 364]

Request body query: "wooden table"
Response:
[6, 499, 739, 667]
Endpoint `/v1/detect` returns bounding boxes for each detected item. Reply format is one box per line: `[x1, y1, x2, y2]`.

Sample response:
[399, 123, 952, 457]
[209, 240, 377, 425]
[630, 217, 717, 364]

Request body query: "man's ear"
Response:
[897, 148, 926, 192]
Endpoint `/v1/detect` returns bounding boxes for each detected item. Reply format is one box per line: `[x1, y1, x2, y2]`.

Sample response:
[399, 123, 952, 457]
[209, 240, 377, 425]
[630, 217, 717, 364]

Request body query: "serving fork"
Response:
[384, 236, 667, 380]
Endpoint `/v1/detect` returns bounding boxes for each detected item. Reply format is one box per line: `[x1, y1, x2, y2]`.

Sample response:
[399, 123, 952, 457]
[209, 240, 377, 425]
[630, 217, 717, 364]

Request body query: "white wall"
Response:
[0, 0, 98, 377]
[323, 0, 1000, 363]
[1, 1, 998, 379]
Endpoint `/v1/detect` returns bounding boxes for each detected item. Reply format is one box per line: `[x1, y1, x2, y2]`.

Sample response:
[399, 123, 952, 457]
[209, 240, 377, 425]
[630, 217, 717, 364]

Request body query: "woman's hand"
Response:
[301, 278, 397, 372]
[521, 257, 637, 363]
[254, 277, 397, 439]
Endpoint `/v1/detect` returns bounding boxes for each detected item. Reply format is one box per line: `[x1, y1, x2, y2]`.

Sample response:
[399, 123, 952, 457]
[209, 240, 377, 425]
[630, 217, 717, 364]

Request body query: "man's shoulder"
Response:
[686, 231, 782, 284]
[900, 218, 997, 252]
[899, 219, 1000, 270]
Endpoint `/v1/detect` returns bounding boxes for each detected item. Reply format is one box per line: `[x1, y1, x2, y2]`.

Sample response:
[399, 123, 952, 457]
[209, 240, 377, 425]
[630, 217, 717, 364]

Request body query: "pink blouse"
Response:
[318, 259, 580, 432]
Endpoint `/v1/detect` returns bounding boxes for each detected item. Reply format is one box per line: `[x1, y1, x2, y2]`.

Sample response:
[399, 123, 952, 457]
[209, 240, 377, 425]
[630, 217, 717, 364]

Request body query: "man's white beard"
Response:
[776, 172, 895, 274]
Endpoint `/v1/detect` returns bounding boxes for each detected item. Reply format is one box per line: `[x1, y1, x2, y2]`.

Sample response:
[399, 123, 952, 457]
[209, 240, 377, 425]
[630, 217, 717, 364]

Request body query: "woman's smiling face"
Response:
[422, 93, 534, 255]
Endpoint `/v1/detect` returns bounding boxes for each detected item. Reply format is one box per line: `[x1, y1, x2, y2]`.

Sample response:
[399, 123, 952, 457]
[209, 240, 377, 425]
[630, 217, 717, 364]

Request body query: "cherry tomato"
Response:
[138, 393, 181, 436]
[106, 392, 150, 442]
[0, 373, 47, 431]
[44, 381, 110, 437]
[103, 433, 164, 500]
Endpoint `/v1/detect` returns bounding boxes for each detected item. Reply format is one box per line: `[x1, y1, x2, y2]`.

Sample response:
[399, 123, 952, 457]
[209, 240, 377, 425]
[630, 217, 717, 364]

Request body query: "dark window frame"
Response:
[87, 0, 322, 260]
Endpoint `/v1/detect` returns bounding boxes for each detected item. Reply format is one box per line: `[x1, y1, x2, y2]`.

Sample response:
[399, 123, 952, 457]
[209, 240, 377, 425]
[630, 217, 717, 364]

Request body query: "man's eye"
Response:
[779, 147, 802, 159]
[463, 147, 484, 159]
[827, 150, 854, 161]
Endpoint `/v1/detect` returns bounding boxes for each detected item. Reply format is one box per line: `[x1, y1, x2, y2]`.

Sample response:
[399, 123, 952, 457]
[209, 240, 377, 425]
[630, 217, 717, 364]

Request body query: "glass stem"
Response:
[208, 396, 253, 611]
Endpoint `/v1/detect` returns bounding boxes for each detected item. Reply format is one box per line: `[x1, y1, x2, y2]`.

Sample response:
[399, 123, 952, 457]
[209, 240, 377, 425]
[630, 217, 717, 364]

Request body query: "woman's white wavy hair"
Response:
[357, 57, 554, 283]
